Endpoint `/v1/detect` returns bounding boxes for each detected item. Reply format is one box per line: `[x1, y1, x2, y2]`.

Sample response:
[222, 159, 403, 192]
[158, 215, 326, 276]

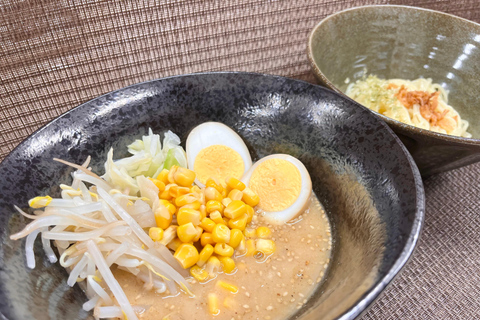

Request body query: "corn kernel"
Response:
[197, 191, 206, 205]
[208, 293, 220, 316]
[228, 214, 248, 231]
[221, 198, 232, 207]
[218, 256, 236, 273]
[149, 227, 164, 242]
[177, 222, 198, 243]
[214, 243, 234, 257]
[177, 208, 202, 226]
[160, 225, 178, 246]
[155, 205, 172, 229]
[200, 218, 216, 233]
[206, 200, 224, 214]
[210, 210, 226, 225]
[242, 187, 260, 207]
[167, 237, 183, 251]
[190, 265, 209, 282]
[191, 185, 201, 193]
[167, 165, 178, 183]
[206, 178, 225, 193]
[148, 178, 166, 192]
[256, 226, 272, 238]
[224, 186, 232, 197]
[159, 184, 176, 200]
[223, 200, 247, 219]
[205, 256, 222, 275]
[174, 167, 196, 187]
[205, 187, 223, 202]
[236, 238, 246, 255]
[212, 224, 231, 244]
[156, 169, 170, 184]
[159, 199, 176, 215]
[244, 227, 256, 238]
[199, 205, 207, 219]
[169, 186, 190, 198]
[245, 205, 254, 223]
[216, 280, 238, 293]
[225, 177, 246, 191]
[201, 232, 215, 247]
[228, 229, 244, 248]
[197, 244, 214, 267]
[159, 190, 172, 201]
[180, 201, 202, 210]
[174, 243, 199, 269]
[193, 226, 203, 242]
[228, 189, 244, 201]
[245, 239, 256, 256]
[255, 239, 276, 255]
[175, 194, 199, 207]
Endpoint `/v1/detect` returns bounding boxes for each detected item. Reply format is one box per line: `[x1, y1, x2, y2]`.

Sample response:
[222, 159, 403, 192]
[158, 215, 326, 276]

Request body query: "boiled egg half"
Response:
[186, 122, 252, 187]
[241, 154, 312, 224]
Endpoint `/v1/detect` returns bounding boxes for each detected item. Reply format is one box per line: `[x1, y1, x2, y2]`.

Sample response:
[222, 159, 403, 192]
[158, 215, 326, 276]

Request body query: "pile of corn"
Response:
[147, 165, 276, 283]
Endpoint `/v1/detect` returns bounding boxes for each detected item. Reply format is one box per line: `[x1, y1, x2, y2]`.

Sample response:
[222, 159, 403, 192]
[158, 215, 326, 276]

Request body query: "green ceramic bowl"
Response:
[307, 5, 480, 176]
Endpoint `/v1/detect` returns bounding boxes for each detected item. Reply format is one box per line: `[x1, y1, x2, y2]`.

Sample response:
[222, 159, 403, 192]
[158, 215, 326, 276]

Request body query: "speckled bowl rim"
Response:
[0, 72, 425, 320]
[307, 4, 480, 147]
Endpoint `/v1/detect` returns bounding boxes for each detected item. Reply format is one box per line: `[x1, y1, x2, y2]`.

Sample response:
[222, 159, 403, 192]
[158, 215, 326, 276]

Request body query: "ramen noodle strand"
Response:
[345, 75, 471, 138]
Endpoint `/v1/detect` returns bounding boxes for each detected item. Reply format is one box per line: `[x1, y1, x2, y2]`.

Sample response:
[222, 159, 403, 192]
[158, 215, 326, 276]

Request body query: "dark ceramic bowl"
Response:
[0, 72, 424, 320]
[307, 5, 480, 176]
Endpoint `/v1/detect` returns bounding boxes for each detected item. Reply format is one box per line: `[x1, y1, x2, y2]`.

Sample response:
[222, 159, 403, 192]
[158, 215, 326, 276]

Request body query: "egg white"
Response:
[241, 154, 312, 224]
[186, 122, 253, 187]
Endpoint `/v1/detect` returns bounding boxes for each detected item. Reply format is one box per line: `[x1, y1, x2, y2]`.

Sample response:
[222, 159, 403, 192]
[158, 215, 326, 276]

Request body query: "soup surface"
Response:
[10, 125, 332, 320]
[115, 196, 332, 320]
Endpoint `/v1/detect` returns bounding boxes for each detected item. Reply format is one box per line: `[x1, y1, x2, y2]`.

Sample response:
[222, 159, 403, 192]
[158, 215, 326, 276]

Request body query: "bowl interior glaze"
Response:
[0, 73, 424, 320]
[308, 5, 480, 176]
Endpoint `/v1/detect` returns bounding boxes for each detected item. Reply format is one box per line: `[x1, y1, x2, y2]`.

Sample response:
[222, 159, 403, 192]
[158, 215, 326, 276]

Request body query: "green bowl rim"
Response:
[307, 4, 480, 146]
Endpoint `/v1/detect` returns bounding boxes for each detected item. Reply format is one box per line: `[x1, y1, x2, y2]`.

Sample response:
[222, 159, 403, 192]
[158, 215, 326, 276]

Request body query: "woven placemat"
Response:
[363, 162, 480, 319]
[1, 0, 480, 319]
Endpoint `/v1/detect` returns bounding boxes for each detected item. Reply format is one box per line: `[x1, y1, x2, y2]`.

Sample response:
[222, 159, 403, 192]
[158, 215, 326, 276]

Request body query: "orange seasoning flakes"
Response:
[393, 85, 447, 127]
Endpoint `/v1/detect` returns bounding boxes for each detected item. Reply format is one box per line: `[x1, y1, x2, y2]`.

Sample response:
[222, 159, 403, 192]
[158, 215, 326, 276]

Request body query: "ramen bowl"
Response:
[307, 5, 480, 176]
[0, 72, 424, 320]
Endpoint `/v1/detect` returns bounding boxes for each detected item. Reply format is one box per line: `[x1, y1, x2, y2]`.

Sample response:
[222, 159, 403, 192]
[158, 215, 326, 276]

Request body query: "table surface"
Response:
[1, 0, 480, 319]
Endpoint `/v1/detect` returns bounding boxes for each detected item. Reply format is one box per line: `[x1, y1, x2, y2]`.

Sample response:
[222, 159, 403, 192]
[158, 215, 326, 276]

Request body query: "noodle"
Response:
[345, 75, 472, 137]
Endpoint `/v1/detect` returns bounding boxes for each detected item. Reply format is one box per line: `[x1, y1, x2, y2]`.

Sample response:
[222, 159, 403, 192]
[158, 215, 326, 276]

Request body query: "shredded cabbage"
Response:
[102, 129, 187, 196]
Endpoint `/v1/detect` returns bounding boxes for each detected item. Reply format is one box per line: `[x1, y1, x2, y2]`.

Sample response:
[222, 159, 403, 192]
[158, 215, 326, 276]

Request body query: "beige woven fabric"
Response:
[362, 162, 480, 319]
[1, 0, 480, 319]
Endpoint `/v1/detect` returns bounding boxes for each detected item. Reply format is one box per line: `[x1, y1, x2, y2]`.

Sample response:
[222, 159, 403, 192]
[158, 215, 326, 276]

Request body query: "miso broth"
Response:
[10, 126, 333, 320]
[115, 196, 332, 320]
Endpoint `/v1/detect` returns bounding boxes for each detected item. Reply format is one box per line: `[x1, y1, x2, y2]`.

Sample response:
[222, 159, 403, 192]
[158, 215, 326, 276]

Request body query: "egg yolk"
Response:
[249, 158, 301, 212]
[194, 145, 245, 185]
